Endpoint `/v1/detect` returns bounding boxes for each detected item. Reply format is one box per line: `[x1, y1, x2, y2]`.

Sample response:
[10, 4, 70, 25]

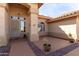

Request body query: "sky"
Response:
[39, 3, 79, 17]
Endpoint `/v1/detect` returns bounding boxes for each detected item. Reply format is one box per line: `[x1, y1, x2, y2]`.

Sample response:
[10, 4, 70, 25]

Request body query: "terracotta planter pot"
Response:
[43, 43, 51, 52]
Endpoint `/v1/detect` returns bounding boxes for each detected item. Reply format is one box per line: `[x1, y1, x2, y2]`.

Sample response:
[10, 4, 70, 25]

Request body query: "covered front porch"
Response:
[0, 3, 41, 48]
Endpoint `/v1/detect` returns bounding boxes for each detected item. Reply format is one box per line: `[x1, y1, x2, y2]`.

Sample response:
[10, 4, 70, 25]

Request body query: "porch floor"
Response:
[0, 36, 79, 56]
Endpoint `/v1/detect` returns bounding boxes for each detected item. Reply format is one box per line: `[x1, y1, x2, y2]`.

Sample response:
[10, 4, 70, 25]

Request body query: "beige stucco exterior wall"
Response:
[48, 17, 77, 41]
[39, 18, 48, 36]
[0, 4, 9, 47]
[76, 16, 79, 41]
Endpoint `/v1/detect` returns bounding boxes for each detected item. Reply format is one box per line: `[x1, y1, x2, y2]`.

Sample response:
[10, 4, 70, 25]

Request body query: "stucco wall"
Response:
[48, 17, 77, 40]
[39, 18, 48, 36]
[8, 4, 29, 38]
[0, 4, 9, 47]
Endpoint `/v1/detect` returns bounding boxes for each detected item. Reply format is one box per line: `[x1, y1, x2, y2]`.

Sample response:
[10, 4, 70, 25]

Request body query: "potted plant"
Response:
[69, 33, 75, 43]
[43, 43, 51, 52]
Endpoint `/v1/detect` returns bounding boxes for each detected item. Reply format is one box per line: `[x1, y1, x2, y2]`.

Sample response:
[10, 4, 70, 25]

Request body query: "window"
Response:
[38, 22, 45, 32]
[10, 16, 25, 21]
[10, 16, 26, 32]
[10, 16, 18, 20]
[20, 21, 25, 32]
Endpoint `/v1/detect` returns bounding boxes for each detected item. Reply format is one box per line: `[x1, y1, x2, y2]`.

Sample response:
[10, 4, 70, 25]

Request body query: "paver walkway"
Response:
[9, 39, 35, 56]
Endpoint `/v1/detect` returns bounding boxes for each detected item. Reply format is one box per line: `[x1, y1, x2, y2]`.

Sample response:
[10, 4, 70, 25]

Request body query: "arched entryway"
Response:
[8, 3, 30, 39]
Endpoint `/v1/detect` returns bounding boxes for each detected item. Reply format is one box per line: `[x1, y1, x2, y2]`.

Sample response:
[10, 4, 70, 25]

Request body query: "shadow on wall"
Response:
[48, 23, 77, 41]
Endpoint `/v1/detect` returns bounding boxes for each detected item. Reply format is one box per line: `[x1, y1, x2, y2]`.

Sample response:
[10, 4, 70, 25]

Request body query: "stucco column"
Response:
[29, 4, 39, 41]
[76, 15, 79, 42]
[0, 4, 9, 47]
